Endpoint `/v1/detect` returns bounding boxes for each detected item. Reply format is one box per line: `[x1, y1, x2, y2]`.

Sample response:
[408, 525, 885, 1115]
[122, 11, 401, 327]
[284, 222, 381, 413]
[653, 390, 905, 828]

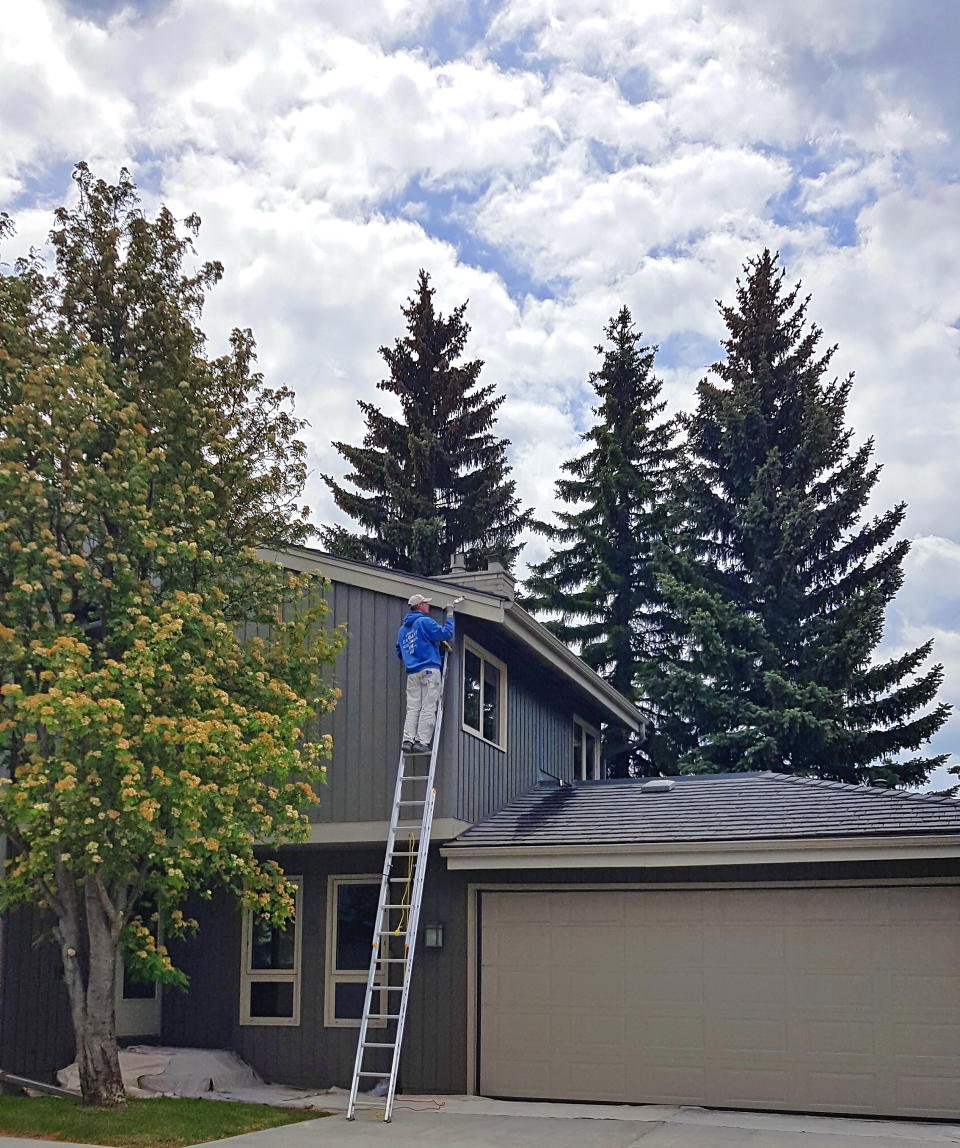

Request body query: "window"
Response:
[462, 638, 507, 749]
[115, 903, 161, 1037]
[239, 877, 302, 1026]
[325, 876, 385, 1028]
[573, 717, 601, 780]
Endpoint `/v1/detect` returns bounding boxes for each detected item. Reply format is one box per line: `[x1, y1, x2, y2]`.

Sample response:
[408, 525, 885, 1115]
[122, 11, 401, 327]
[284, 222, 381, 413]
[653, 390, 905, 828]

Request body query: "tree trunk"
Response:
[53, 868, 125, 1107]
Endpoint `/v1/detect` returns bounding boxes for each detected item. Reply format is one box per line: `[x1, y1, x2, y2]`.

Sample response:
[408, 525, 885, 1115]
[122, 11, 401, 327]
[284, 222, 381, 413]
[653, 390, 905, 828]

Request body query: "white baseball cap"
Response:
[407, 593, 432, 607]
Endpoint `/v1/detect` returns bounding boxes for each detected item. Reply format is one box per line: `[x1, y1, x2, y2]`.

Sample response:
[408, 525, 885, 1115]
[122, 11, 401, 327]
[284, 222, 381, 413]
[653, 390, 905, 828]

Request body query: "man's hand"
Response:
[444, 595, 464, 617]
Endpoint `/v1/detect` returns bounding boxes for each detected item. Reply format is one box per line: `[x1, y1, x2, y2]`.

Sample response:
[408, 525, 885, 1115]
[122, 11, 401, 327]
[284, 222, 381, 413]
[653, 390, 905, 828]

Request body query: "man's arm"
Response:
[419, 614, 455, 643]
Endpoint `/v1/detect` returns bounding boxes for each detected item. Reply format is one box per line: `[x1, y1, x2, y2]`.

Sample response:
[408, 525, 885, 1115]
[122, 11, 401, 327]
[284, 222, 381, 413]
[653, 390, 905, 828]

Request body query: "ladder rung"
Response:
[401, 775, 429, 781]
[382, 985, 404, 991]
[379, 957, 408, 962]
[378, 929, 407, 935]
[389, 877, 414, 882]
[391, 851, 418, 857]
[363, 1042, 396, 1048]
[367, 1014, 400, 1019]
[358, 1071, 390, 1077]
[403, 749, 431, 755]
[397, 799, 426, 805]
[382, 903, 409, 909]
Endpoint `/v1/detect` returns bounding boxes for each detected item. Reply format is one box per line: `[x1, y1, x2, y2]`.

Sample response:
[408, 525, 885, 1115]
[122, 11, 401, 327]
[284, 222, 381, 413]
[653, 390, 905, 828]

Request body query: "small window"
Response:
[325, 876, 386, 1028]
[573, 716, 600, 780]
[462, 638, 506, 749]
[115, 902, 161, 1037]
[239, 877, 302, 1026]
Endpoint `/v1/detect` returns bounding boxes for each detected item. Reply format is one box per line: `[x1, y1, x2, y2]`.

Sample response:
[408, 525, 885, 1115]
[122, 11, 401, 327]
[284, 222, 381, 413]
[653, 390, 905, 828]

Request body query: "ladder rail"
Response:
[383, 781, 436, 1120]
[347, 652, 449, 1121]
[345, 710, 410, 1118]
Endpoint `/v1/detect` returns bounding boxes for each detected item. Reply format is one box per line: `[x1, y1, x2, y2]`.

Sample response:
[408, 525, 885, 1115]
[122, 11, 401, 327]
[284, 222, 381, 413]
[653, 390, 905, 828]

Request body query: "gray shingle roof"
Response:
[444, 772, 960, 849]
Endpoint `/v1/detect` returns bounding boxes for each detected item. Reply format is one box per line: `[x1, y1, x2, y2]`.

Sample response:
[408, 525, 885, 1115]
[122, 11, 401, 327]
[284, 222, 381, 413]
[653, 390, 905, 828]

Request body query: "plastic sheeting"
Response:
[57, 1046, 330, 1107]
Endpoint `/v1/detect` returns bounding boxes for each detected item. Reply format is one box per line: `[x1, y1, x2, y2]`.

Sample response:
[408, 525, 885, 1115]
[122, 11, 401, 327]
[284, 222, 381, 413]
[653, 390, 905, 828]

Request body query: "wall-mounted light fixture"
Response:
[424, 924, 444, 949]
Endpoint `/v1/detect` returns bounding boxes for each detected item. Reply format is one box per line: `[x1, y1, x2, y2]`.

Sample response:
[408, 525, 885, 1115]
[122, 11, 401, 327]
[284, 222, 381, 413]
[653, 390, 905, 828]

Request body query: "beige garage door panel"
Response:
[479, 887, 960, 1119]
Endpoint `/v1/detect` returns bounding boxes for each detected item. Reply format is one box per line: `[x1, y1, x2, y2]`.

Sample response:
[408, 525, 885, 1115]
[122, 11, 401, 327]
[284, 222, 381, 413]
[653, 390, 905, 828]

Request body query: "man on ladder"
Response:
[396, 594, 455, 754]
[347, 592, 462, 1122]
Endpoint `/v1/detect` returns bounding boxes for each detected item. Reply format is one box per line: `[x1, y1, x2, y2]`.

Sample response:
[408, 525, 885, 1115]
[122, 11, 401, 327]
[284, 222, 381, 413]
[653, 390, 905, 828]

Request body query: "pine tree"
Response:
[321, 270, 529, 575]
[649, 250, 950, 785]
[524, 307, 680, 775]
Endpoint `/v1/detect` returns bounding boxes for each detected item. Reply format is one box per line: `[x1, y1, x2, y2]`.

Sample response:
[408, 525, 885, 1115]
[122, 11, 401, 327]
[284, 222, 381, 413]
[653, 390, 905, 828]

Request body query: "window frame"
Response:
[573, 715, 601, 780]
[239, 876, 303, 1027]
[324, 875, 386, 1029]
[115, 914, 162, 1037]
[461, 637, 508, 751]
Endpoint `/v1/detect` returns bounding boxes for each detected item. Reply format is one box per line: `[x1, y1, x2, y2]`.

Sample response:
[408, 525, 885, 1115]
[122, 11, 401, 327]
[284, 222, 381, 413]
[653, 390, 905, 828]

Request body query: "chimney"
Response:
[436, 555, 515, 601]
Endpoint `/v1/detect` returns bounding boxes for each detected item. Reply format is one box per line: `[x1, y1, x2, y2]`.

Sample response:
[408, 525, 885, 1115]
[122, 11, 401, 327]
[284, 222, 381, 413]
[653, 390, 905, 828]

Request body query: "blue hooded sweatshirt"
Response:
[396, 610, 455, 674]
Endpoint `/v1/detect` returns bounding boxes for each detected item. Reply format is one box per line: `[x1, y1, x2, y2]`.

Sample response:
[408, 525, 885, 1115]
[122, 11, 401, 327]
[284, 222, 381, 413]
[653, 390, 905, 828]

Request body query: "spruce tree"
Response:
[321, 270, 529, 575]
[649, 251, 949, 785]
[525, 307, 680, 775]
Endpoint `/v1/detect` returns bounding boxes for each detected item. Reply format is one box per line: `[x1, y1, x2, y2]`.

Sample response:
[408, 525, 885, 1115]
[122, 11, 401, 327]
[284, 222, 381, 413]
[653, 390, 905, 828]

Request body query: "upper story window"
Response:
[462, 637, 507, 750]
[239, 877, 302, 1026]
[573, 716, 600, 780]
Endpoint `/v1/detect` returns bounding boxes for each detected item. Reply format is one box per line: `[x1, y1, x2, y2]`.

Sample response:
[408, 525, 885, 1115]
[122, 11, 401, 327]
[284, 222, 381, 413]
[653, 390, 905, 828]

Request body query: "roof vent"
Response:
[641, 779, 676, 794]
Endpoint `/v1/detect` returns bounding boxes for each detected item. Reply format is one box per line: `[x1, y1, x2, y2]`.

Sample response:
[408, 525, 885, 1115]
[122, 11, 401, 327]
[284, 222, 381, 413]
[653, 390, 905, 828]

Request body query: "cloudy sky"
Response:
[2, 0, 958, 785]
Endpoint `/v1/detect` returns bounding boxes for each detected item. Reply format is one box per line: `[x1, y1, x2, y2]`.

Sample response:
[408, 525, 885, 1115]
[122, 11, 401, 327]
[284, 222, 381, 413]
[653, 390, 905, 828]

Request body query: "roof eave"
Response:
[262, 545, 643, 731]
[502, 600, 643, 732]
[259, 546, 505, 622]
[441, 833, 960, 870]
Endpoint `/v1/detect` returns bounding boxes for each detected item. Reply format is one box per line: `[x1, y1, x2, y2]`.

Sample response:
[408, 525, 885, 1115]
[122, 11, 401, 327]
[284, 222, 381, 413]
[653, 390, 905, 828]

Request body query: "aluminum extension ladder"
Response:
[346, 655, 447, 1122]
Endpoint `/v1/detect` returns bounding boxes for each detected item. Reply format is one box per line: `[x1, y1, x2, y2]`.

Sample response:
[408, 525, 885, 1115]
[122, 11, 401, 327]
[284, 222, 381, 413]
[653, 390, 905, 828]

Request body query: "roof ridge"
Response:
[751, 771, 960, 808]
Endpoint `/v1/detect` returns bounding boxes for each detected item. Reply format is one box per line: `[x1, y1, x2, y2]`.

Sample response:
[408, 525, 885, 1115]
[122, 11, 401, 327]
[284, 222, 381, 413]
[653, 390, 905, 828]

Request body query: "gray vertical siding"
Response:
[162, 845, 469, 1094]
[454, 620, 608, 826]
[315, 582, 462, 825]
[0, 907, 74, 1081]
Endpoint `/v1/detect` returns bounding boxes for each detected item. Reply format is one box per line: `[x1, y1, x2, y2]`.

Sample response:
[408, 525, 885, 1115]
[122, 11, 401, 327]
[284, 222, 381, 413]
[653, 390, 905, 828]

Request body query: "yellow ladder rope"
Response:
[394, 833, 415, 940]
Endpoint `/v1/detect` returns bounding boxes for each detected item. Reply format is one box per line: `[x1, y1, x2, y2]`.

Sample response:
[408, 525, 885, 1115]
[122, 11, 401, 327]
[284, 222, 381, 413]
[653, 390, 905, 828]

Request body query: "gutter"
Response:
[441, 833, 960, 870]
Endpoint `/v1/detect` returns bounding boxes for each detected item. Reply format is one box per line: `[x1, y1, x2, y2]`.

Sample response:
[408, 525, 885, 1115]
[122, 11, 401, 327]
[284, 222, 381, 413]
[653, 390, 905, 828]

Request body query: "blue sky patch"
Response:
[407, 0, 505, 63]
[386, 178, 557, 303]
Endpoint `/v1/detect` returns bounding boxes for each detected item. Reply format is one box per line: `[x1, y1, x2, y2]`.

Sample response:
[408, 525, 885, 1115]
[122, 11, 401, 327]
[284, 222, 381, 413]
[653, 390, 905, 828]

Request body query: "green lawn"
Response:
[0, 1095, 329, 1148]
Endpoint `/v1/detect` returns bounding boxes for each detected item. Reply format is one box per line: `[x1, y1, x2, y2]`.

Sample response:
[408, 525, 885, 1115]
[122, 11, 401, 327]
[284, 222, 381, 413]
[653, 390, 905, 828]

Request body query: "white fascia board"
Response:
[258, 547, 505, 623]
[503, 602, 644, 732]
[441, 834, 960, 870]
[307, 818, 471, 845]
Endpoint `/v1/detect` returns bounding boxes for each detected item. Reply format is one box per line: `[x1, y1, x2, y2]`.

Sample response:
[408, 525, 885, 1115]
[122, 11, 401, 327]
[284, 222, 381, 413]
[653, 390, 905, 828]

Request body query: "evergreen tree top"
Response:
[650, 249, 950, 786]
[322, 269, 529, 575]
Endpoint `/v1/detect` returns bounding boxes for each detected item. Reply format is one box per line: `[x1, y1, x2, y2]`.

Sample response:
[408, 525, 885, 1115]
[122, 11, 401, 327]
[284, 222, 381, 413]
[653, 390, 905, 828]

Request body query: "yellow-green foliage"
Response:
[0, 167, 344, 990]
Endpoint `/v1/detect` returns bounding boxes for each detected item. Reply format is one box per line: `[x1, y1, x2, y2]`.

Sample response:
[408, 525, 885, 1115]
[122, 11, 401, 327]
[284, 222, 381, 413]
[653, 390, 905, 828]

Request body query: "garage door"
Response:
[479, 887, 960, 1119]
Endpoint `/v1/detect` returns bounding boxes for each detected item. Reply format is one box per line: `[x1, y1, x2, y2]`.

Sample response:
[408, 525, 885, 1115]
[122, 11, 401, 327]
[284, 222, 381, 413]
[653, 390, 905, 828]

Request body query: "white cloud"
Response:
[2, 0, 958, 779]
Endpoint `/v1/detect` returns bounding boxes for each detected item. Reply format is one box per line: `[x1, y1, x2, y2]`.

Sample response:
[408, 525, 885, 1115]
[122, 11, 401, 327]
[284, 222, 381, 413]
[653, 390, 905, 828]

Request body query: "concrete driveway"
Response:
[2, 1096, 958, 1148]
[232, 1093, 960, 1148]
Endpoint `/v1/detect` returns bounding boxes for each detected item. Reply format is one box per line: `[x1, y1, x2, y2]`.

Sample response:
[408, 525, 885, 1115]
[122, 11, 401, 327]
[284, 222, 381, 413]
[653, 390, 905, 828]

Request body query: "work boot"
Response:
[401, 740, 414, 752]
[411, 740, 431, 754]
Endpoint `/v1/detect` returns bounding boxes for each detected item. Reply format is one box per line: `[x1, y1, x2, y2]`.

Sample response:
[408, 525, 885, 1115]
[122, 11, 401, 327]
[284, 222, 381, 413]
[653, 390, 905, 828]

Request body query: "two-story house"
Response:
[3, 546, 960, 1119]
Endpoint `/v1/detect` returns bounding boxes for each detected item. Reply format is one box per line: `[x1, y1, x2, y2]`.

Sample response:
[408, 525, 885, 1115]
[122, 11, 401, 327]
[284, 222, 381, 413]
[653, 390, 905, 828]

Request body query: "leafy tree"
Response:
[524, 307, 679, 775]
[321, 269, 530, 574]
[649, 250, 949, 783]
[0, 167, 344, 1107]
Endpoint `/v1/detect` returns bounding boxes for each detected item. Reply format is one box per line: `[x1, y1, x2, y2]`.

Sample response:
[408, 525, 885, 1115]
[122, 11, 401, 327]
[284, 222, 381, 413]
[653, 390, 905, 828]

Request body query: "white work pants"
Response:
[403, 667, 442, 745]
